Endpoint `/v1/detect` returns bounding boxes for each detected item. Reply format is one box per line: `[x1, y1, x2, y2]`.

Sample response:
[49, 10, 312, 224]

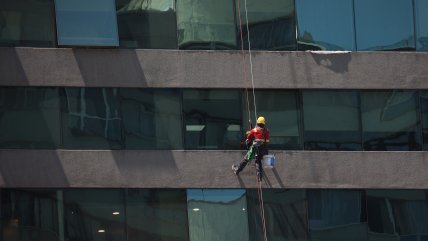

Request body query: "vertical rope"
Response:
[243, 0, 257, 121]
[257, 176, 268, 241]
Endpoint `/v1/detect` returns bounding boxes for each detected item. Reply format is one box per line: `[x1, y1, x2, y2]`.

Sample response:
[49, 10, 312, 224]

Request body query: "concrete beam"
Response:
[1, 48, 428, 89]
[0, 150, 427, 189]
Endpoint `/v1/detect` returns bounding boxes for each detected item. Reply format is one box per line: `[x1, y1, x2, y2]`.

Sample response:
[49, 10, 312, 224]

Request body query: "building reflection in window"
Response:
[186, 189, 250, 241]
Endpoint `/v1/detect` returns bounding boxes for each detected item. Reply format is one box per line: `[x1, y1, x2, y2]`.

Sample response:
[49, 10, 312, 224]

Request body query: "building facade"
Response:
[0, 0, 428, 241]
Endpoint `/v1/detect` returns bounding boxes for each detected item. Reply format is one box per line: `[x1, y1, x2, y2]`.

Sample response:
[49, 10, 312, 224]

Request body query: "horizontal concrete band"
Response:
[0, 150, 427, 189]
[0, 48, 428, 89]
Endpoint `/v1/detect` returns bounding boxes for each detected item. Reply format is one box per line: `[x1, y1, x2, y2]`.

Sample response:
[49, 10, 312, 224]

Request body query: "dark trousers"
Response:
[237, 144, 268, 177]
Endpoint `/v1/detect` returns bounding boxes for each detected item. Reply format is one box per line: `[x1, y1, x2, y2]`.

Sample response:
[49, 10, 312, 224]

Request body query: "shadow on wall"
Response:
[72, 48, 148, 87]
[0, 150, 69, 187]
[0, 48, 28, 85]
[309, 51, 352, 74]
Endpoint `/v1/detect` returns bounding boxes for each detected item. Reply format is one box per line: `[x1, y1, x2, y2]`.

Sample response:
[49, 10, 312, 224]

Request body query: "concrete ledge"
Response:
[1, 48, 428, 89]
[0, 150, 427, 189]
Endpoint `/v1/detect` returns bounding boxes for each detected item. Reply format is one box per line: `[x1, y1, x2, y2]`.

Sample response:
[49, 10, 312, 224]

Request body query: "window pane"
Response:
[415, 0, 428, 51]
[237, 0, 296, 51]
[243, 90, 301, 150]
[0, 87, 61, 149]
[367, 190, 428, 241]
[296, 0, 355, 51]
[177, 0, 237, 50]
[116, 0, 177, 49]
[183, 90, 242, 150]
[55, 0, 119, 46]
[63, 189, 126, 241]
[0, 0, 55, 47]
[1, 189, 60, 241]
[303, 91, 361, 151]
[120, 89, 183, 149]
[420, 92, 428, 150]
[187, 189, 250, 241]
[247, 189, 308, 241]
[62, 88, 123, 149]
[361, 91, 421, 151]
[308, 190, 368, 241]
[127, 189, 189, 241]
[355, 0, 415, 51]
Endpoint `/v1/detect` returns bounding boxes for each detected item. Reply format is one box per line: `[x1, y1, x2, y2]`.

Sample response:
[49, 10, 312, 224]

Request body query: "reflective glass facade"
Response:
[236, 0, 296, 51]
[3, 88, 428, 151]
[0, 0, 56, 47]
[355, 0, 415, 51]
[2, 189, 428, 241]
[116, 0, 177, 49]
[55, 0, 119, 46]
[0, 0, 428, 51]
[361, 91, 421, 151]
[303, 91, 361, 150]
[296, 0, 355, 51]
[176, 0, 236, 50]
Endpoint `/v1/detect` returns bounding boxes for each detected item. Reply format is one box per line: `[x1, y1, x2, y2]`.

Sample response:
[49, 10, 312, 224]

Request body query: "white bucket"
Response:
[263, 155, 275, 168]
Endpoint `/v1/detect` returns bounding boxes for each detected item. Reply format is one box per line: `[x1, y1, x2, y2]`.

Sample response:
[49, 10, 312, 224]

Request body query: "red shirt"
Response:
[247, 126, 270, 143]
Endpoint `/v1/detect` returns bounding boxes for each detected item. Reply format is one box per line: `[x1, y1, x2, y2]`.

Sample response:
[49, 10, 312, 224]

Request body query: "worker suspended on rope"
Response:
[232, 116, 270, 181]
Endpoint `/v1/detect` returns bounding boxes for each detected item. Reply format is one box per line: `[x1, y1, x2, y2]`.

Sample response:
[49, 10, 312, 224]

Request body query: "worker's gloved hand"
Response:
[246, 131, 250, 135]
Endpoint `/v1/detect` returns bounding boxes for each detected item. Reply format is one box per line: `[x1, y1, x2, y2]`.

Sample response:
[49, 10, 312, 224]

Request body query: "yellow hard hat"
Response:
[256, 116, 266, 125]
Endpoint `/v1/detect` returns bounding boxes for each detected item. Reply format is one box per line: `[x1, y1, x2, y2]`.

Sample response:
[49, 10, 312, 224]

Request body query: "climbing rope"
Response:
[237, 0, 268, 241]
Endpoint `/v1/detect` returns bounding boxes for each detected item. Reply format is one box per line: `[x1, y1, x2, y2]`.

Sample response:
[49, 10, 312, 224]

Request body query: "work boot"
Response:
[232, 165, 240, 175]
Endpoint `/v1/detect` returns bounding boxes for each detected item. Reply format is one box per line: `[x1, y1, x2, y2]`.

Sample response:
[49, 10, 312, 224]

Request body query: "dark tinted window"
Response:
[176, 0, 237, 50]
[62, 88, 123, 149]
[116, 0, 177, 49]
[415, 0, 428, 51]
[127, 189, 189, 241]
[296, 0, 355, 50]
[1, 189, 60, 241]
[63, 189, 126, 241]
[183, 90, 242, 149]
[247, 189, 308, 241]
[303, 91, 361, 150]
[355, 0, 415, 51]
[120, 89, 183, 149]
[366, 190, 428, 241]
[237, 0, 296, 50]
[55, 0, 119, 46]
[187, 189, 250, 241]
[0, 0, 55, 47]
[243, 90, 301, 149]
[361, 91, 421, 151]
[0, 87, 61, 149]
[308, 190, 368, 241]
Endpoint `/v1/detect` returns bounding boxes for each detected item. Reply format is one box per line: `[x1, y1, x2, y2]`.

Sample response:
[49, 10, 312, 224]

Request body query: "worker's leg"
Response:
[255, 145, 268, 180]
[233, 146, 255, 174]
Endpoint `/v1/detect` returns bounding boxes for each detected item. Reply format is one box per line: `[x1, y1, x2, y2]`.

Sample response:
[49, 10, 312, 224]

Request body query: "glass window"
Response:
[55, 0, 118, 46]
[247, 189, 308, 241]
[307, 190, 368, 241]
[120, 89, 183, 149]
[63, 189, 126, 241]
[126, 189, 189, 241]
[415, 0, 428, 51]
[1, 189, 61, 241]
[0, 0, 55, 47]
[243, 90, 301, 149]
[366, 190, 428, 241]
[236, 0, 296, 51]
[355, 0, 415, 51]
[361, 91, 421, 151]
[187, 189, 250, 241]
[0, 87, 61, 149]
[116, 0, 177, 49]
[176, 0, 237, 50]
[183, 90, 242, 150]
[296, 0, 355, 51]
[420, 92, 428, 150]
[302, 91, 361, 151]
[62, 88, 123, 149]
